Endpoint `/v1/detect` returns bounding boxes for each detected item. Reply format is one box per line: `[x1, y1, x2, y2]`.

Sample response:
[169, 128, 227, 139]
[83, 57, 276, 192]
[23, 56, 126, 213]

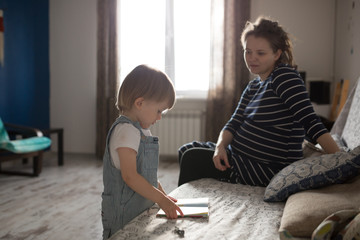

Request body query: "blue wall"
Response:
[0, 0, 49, 129]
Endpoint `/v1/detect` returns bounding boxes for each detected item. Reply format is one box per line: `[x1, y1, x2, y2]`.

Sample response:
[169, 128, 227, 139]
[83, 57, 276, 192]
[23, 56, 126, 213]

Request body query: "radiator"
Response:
[150, 109, 205, 157]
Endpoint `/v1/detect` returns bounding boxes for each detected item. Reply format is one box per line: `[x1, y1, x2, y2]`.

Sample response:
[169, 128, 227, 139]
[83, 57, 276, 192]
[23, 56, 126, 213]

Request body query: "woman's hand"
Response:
[158, 196, 184, 219]
[213, 145, 230, 171]
[213, 130, 233, 171]
[317, 133, 340, 154]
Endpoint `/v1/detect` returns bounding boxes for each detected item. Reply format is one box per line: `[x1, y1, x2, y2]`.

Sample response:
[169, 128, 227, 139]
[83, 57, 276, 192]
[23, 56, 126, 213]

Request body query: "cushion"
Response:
[0, 118, 51, 153]
[264, 145, 360, 202]
[0, 118, 10, 142]
[311, 209, 360, 239]
[0, 136, 52, 153]
[279, 175, 360, 238]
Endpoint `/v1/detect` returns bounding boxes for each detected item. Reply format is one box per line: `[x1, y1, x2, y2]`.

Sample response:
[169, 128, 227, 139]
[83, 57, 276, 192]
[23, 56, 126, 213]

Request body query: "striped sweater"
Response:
[224, 64, 328, 165]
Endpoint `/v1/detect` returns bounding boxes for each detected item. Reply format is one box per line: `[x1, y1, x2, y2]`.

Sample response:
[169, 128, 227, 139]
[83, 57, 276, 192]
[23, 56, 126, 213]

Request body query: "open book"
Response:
[156, 198, 209, 218]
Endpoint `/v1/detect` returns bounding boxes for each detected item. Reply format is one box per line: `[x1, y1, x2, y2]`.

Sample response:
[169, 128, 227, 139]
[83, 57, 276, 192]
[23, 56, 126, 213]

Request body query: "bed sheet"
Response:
[109, 178, 285, 240]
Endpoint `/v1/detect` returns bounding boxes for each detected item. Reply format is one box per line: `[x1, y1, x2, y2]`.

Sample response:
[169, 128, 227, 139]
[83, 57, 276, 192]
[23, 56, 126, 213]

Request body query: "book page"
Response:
[156, 206, 208, 218]
[176, 198, 208, 207]
[156, 198, 209, 218]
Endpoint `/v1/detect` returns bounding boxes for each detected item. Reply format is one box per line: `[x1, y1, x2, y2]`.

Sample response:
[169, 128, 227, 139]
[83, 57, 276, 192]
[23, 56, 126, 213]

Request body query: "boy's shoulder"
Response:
[112, 122, 140, 136]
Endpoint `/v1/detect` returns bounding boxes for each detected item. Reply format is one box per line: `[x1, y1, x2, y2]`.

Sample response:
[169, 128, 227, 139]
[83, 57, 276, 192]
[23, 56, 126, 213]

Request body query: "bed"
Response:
[109, 78, 360, 240]
[109, 178, 284, 240]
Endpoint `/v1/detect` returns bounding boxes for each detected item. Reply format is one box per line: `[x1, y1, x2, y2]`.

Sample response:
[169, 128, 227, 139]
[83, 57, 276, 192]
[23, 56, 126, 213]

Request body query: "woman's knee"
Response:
[179, 147, 198, 167]
[180, 147, 215, 170]
[178, 141, 204, 163]
[178, 141, 215, 157]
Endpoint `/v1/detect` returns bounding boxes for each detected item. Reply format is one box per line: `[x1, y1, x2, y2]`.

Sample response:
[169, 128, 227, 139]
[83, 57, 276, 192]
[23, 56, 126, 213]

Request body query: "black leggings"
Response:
[178, 142, 232, 186]
[178, 141, 288, 187]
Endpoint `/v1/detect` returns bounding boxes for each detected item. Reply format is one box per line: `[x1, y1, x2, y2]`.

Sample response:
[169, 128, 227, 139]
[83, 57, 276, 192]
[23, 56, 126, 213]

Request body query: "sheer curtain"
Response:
[205, 0, 250, 142]
[96, 0, 119, 159]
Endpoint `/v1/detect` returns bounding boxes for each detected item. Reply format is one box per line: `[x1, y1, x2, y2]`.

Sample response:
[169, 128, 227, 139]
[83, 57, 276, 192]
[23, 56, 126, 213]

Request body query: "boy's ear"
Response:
[134, 97, 144, 109]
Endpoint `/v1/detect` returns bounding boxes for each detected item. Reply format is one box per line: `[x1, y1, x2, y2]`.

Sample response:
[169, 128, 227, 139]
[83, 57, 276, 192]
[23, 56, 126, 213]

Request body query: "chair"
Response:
[0, 118, 51, 176]
[329, 79, 350, 122]
[318, 79, 350, 131]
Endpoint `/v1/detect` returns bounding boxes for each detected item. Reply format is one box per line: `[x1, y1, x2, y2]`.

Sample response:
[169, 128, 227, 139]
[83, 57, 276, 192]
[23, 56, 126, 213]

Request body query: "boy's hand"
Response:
[167, 196, 178, 202]
[158, 196, 184, 219]
[157, 182, 177, 202]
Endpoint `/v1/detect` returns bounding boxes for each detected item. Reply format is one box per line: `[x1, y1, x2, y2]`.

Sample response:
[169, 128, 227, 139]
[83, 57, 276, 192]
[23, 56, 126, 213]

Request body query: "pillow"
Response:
[264, 145, 360, 202]
[311, 209, 360, 240]
[279, 175, 360, 238]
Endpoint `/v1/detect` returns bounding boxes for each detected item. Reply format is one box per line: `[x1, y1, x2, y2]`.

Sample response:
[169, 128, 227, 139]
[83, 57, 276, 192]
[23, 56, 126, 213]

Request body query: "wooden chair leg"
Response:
[58, 129, 64, 166]
[0, 151, 43, 177]
[33, 152, 43, 176]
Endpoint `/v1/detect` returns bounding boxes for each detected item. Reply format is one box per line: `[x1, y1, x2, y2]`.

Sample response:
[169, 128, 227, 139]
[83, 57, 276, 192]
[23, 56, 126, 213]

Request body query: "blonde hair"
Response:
[241, 17, 295, 67]
[116, 65, 175, 113]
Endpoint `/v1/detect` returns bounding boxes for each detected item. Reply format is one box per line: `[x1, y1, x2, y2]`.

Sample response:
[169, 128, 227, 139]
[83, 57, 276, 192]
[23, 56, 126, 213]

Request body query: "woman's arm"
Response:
[118, 148, 183, 219]
[214, 84, 253, 171]
[272, 67, 328, 141]
[223, 83, 252, 134]
[316, 133, 340, 154]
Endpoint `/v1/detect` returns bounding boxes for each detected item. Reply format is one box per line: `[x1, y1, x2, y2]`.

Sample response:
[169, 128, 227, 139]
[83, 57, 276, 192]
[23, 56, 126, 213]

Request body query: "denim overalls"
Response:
[101, 116, 159, 239]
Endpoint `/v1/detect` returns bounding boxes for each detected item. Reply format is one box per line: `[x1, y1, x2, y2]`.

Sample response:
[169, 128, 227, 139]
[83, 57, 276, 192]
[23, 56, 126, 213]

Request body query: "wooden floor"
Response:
[0, 152, 179, 240]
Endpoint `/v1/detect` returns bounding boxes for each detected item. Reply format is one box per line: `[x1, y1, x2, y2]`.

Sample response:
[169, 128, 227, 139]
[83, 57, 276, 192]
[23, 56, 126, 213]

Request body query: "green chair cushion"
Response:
[0, 119, 10, 143]
[0, 136, 51, 153]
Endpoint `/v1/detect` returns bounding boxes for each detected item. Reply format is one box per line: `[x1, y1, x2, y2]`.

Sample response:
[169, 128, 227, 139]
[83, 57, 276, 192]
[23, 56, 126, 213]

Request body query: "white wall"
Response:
[50, 0, 97, 153]
[250, 0, 336, 82]
[334, 0, 360, 90]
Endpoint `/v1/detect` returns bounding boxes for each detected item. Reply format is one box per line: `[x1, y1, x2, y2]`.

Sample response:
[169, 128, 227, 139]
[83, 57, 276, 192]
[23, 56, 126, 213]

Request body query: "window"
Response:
[118, 0, 211, 98]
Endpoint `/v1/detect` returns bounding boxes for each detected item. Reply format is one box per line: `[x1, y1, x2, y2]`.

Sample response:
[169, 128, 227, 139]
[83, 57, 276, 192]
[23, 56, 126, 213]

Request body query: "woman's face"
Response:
[243, 35, 281, 81]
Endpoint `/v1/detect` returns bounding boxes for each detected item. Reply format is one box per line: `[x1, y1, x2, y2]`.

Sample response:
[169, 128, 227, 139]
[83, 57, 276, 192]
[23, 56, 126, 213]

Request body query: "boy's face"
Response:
[135, 99, 169, 129]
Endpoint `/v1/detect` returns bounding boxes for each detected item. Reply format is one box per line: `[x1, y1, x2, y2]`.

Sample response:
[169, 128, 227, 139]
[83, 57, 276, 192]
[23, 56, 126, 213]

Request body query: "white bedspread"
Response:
[109, 178, 285, 240]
